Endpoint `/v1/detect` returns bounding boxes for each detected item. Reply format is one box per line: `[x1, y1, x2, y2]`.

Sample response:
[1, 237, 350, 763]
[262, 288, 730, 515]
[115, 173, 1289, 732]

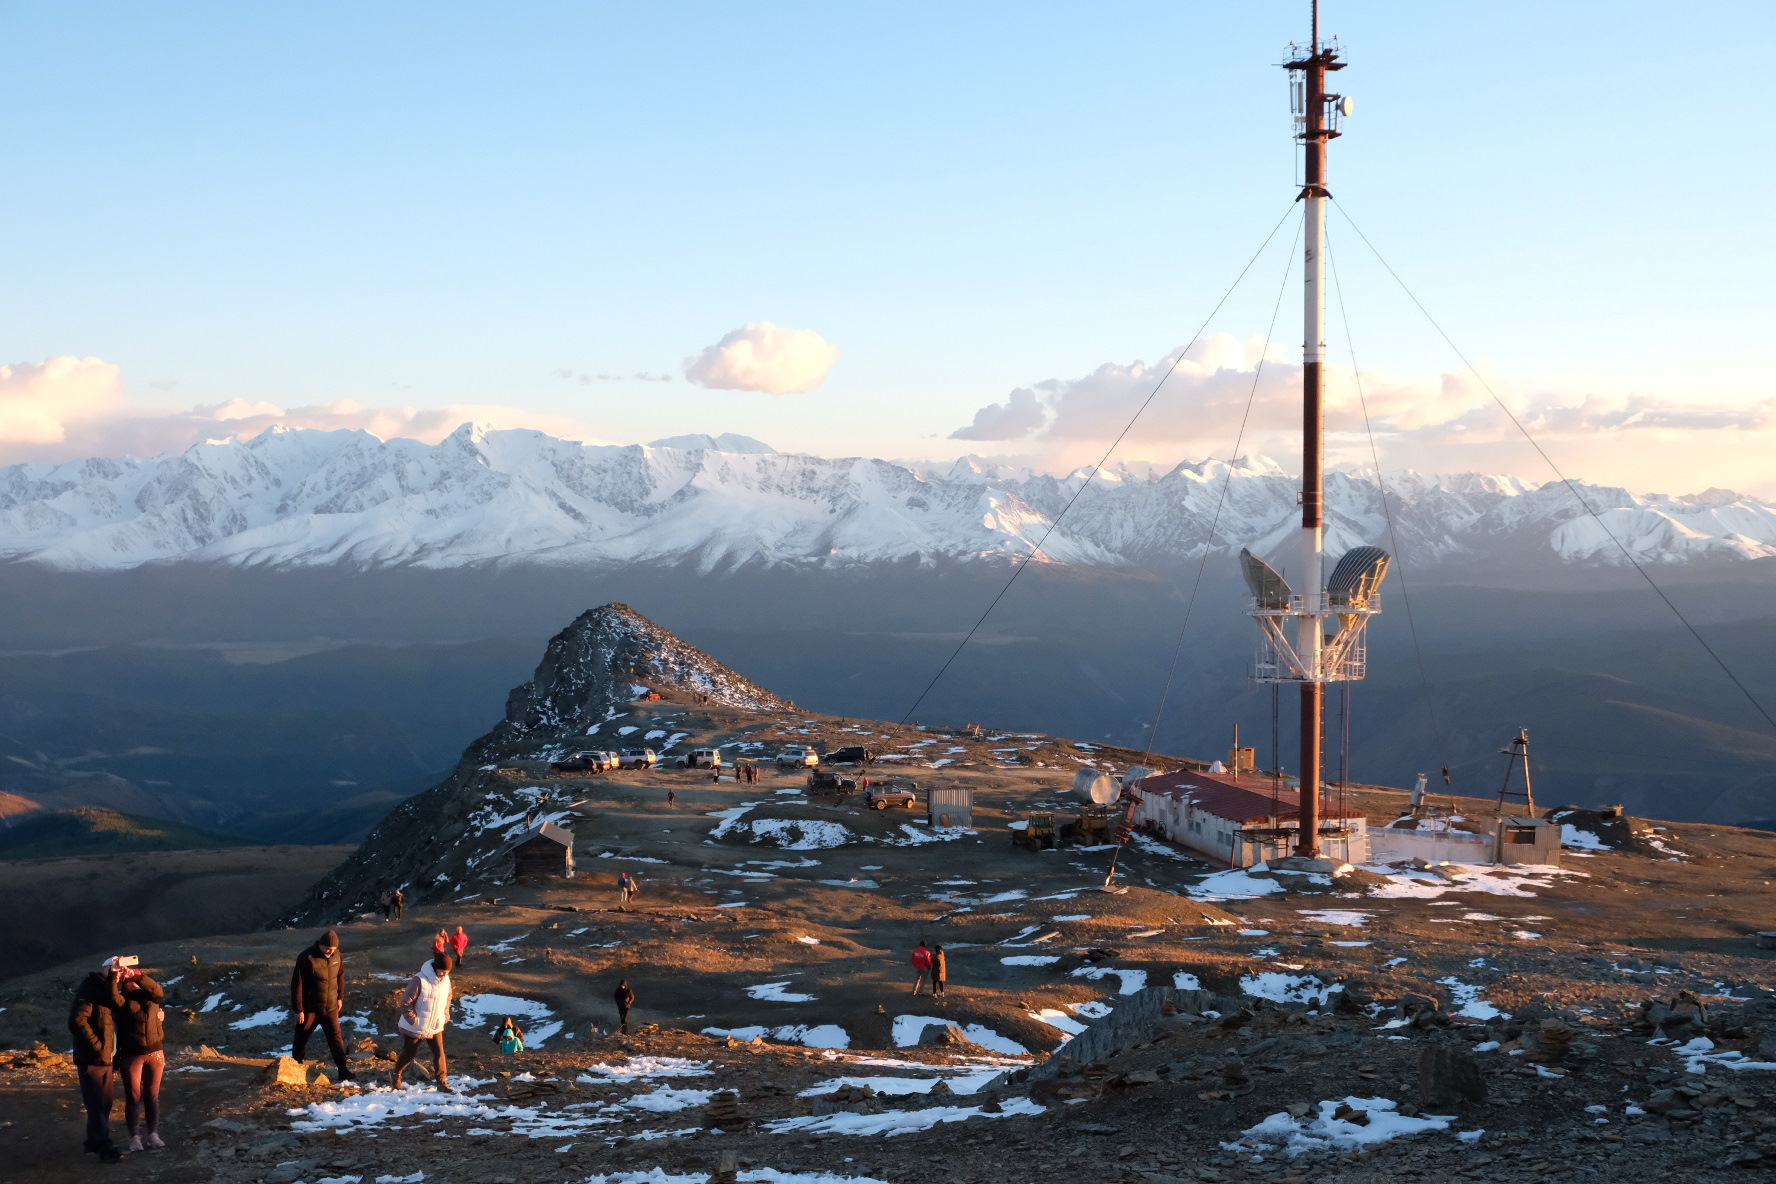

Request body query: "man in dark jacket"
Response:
[290, 931, 354, 1081]
[392, 888, 405, 921]
[614, 979, 635, 1034]
[69, 958, 126, 1162]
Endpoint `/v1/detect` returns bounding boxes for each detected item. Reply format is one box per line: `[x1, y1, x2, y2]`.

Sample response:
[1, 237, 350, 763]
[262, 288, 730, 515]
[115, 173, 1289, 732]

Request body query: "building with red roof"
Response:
[1132, 768, 1369, 868]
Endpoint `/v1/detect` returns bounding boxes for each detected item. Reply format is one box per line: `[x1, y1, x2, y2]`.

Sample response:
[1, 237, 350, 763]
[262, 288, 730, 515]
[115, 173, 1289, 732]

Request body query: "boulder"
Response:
[1419, 1044, 1487, 1107]
[260, 1057, 308, 1088]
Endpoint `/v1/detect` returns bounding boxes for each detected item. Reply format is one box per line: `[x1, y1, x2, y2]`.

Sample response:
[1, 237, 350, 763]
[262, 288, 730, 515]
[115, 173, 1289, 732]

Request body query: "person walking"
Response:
[449, 926, 469, 968]
[391, 951, 454, 1092]
[432, 930, 450, 957]
[667, 787, 677, 808]
[614, 979, 636, 1034]
[114, 962, 166, 1152]
[910, 940, 933, 996]
[378, 889, 391, 921]
[617, 871, 633, 909]
[290, 931, 354, 1083]
[494, 1016, 525, 1054]
[69, 958, 126, 1162]
[392, 887, 405, 921]
[931, 943, 948, 1001]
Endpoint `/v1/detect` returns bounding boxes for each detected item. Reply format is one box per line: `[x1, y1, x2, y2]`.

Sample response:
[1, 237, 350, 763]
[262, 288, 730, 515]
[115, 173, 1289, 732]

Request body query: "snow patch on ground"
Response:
[763, 1098, 1044, 1137]
[701, 1025, 850, 1049]
[579, 1057, 713, 1080]
[1436, 977, 1509, 1020]
[890, 1016, 1027, 1055]
[1190, 867, 1285, 898]
[457, 995, 562, 1047]
[1561, 825, 1610, 851]
[1233, 1097, 1455, 1157]
[745, 982, 817, 1003]
[229, 1007, 287, 1030]
[1069, 967, 1148, 995]
[582, 1170, 896, 1184]
[1000, 955, 1060, 966]
[1027, 1009, 1088, 1036]
[1296, 910, 1371, 926]
[1239, 972, 1341, 1006]
[797, 1069, 1006, 1097]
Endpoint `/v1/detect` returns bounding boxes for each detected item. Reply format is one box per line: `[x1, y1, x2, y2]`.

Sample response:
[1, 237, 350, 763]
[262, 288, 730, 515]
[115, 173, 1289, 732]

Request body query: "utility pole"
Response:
[1495, 729, 1535, 816]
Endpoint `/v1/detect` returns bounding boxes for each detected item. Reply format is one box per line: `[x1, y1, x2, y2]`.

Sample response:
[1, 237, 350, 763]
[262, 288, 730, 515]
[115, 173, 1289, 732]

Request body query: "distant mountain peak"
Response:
[647, 432, 775, 454]
[470, 602, 787, 762]
[1, 425, 1772, 571]
[286, 602, 790, 924]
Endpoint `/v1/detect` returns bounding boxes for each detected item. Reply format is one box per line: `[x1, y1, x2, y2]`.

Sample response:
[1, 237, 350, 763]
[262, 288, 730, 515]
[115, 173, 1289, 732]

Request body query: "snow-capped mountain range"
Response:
[0, 423, 1772, 571]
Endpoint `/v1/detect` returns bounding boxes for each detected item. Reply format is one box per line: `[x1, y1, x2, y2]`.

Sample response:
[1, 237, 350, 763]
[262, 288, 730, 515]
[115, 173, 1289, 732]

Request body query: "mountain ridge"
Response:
[1, 423, 1772, 572]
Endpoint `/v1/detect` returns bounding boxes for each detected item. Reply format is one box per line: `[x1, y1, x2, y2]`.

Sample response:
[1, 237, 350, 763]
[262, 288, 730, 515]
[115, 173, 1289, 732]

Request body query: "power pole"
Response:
[1495, 729, 1535, 816]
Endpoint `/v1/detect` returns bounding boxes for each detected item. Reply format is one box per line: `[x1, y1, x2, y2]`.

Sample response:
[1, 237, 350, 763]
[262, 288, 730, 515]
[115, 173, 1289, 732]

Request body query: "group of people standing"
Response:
[377, 887, 406, 921]
[910, 940, 948, 998]
[69, 956, 166, 1162]
[431, 926, 470, 966]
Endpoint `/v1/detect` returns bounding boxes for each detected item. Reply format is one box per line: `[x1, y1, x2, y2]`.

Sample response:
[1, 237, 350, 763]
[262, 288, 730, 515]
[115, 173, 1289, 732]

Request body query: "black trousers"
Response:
[292, 1011, 350, 1073]
[76, 1064, 113, 1148]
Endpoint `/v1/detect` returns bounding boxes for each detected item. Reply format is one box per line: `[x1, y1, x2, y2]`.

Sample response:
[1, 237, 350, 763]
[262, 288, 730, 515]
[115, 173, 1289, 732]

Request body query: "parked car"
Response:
[866, 782, 919, 810]
[776, 745, 818, 768]
[826, 745, 874, 765]
[678, 748, 723, 769]
[620, 748, 658, 769]
[807, 769, 858, 793]
[551, 750, 613, 774]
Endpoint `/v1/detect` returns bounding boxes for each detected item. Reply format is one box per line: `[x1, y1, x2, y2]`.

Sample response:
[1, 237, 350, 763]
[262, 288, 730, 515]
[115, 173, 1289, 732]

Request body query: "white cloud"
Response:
[946, 334, 1776, 494]
[683, 322, 840, 394]
[0, 357, 126, 444]
[0, 356, 605, 465]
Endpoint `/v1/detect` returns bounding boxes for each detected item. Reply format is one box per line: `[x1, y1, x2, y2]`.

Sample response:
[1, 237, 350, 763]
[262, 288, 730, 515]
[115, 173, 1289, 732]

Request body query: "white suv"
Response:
[620, 748, 658, 769]
[776, 745, 818, 768]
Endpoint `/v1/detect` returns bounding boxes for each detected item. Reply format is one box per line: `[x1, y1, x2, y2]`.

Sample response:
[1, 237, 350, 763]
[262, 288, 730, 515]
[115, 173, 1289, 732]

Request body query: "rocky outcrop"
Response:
[281, 604, 786, 926]
[464, 602, 787, 765]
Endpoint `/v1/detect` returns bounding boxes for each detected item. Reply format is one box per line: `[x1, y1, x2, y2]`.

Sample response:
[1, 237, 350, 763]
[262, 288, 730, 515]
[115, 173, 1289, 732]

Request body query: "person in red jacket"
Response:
[449, 927, 469, 967]
[910, 940, 933, 996]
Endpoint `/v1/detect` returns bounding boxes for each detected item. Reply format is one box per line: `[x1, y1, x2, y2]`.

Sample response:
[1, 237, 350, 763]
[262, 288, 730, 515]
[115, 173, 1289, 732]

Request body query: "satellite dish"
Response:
[1340, 95, 1356, 117]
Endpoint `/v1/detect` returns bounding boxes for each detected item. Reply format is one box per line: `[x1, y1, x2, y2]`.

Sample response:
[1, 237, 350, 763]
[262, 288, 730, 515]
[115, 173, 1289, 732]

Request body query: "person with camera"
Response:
[114, 960, 167, 1151]
[289, 930, 354, 1082]
[68, 956, 128, 1162]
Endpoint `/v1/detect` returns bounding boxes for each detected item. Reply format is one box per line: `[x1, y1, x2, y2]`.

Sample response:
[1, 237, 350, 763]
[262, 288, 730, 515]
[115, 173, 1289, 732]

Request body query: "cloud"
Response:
[946, 334, 1776, 494]
[0, 356, 605, 465]
[683, 322, 840, 394]
[0, 357, 126, 444]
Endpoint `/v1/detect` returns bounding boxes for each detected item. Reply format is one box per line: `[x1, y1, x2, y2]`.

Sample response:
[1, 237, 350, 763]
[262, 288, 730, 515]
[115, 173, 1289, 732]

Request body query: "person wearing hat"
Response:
[69, 957, 127, 1162]
[391, 950, 455, 1091]
[289, 930, 354, 1082]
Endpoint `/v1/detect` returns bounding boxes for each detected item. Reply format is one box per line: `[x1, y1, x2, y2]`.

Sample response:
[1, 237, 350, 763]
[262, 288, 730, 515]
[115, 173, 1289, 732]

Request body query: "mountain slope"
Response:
[286, 603, 791, 922]
[2, 424, 1773, 571]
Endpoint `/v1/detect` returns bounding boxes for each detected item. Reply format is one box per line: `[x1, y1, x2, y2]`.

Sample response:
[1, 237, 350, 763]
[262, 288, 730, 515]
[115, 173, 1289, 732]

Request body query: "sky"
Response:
[0, 1, 1770, 494]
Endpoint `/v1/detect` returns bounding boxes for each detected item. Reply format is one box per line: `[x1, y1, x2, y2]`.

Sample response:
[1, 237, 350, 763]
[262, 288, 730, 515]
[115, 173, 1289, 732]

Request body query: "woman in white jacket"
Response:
[391, 951, 454, 1092]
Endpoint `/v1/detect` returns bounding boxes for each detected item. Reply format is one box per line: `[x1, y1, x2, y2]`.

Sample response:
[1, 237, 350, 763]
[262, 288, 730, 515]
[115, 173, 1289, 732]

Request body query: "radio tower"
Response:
[1241, 1, 1390, 860]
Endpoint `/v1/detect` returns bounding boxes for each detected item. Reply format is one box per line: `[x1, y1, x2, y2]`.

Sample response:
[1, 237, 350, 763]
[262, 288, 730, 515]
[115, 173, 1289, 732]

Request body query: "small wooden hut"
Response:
[512, 821, 575, 881]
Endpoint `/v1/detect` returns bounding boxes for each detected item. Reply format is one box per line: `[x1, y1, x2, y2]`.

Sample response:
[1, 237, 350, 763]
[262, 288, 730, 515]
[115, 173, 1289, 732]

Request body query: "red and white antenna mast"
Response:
[1242, 3, 1387, 862]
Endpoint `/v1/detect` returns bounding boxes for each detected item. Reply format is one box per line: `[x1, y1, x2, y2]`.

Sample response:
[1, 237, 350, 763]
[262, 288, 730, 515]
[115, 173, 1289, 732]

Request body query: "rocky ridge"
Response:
[285, 603, 789, 925]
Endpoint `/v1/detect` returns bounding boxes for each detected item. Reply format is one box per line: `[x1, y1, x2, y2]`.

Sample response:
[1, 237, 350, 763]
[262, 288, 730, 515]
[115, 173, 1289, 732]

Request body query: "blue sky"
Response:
[0, 1, 1769, 490]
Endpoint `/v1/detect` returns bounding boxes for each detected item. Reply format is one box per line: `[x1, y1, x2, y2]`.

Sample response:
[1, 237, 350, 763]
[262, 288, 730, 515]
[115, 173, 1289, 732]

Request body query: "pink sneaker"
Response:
[147, 1133, 165, 1149]
[127, 1136, 143, 1153]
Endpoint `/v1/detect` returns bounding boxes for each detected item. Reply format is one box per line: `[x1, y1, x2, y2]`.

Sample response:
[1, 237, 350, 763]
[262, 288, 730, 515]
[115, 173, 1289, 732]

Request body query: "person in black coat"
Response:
[614, 979, 636, 1034]
[69, 958, 126, 1161]
[289, 931, 354, 1081]
[113, 965, 166, 1151]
